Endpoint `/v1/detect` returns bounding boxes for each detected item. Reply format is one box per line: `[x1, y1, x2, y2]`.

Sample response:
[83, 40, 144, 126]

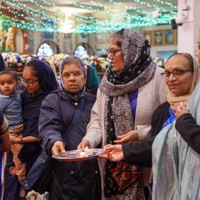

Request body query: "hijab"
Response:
[59, 56, 86, 97]
[24, 59, 59, 95]
[100, 29, 156, 96]
[166, 54, 199, 112]
[0, 54, 6, 71]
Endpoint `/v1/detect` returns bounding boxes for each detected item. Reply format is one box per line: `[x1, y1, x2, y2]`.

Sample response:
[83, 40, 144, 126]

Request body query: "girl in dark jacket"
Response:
[38, 56, 101, 200]
[3, 60, 59, 200]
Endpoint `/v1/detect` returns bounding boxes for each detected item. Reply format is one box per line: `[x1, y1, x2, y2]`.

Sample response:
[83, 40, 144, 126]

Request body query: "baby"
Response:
[0, 70, 26, 181]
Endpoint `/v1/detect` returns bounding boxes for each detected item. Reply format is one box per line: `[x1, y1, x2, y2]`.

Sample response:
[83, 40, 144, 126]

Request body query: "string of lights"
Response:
[0, 0, 177, 34]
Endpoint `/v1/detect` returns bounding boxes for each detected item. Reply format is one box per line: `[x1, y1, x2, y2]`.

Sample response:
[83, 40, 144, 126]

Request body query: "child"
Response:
[0, 70, 26, 181]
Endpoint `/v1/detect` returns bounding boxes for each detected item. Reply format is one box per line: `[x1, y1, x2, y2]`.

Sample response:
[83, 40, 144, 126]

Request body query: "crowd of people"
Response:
[0, 28, 200, 200]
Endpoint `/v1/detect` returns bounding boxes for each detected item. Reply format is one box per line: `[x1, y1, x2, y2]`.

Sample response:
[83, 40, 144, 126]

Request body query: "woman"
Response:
[38, 56, 101, 200]
[3, 60, 59, 200]
[78, 29, 166, 199]
[102, 53, 200, 168]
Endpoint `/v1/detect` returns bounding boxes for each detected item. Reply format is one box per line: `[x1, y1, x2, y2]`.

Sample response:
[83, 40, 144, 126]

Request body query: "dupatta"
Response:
[152, 83, 200, 200]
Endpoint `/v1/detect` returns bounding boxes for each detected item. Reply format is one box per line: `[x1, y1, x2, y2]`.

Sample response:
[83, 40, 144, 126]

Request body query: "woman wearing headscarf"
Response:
[152, 50, 200, 198]
[78, 29, 167, 199]
[102, 53, 200, 167]
[3, 60, 59, 200]
[38, 56, 101, 200]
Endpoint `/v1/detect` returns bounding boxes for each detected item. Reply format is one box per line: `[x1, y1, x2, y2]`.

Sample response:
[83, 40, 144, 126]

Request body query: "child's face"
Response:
[0, 74, 18, 95]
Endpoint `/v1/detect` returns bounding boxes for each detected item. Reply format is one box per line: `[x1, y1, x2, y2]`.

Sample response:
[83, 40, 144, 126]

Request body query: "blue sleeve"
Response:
[38, 94, 64, 154]
[0, 97, 7, 113]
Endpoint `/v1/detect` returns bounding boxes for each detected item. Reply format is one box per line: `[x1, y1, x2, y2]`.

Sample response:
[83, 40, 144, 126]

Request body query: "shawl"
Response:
[152, 84, 200, 199]
[99, 29, 156, 137]
[100, 29, 156, 199]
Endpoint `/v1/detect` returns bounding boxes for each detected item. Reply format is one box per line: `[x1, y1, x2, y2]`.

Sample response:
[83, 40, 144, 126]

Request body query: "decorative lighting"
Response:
[0, 0, 177, 34]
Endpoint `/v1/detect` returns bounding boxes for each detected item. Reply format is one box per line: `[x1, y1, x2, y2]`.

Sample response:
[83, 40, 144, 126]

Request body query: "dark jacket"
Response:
[123, 101, 200, 167]
[38, 90, 101, 200]
[19, 91, 48, 171]
[123, 102, 170, 167]
[175, 113, 200, 154]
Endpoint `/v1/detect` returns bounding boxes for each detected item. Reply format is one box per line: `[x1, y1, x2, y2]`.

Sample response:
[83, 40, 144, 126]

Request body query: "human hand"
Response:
[175, 102, 189, 119]
[77, 140, 90, 151]
[114, 130, 138, 144]
[10, 137, 20, 144]
[99, 144, 124, 162]
[51, 141, 66, 156]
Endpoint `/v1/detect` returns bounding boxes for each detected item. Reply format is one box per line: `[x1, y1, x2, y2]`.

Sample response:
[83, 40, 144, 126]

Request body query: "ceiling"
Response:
[1, 0, 178, 34]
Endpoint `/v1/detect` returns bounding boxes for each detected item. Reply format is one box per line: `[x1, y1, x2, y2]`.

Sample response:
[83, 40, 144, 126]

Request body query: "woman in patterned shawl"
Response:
[78, 29, 167, 199]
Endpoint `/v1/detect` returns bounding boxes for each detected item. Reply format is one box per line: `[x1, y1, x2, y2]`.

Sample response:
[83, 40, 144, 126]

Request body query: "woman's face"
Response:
[165, 55, 193, 96]
[62, 63, 85, 93]
[23, 67, 42, 95]
[196, 40, 200, 64]
[108, 37, 124, 72]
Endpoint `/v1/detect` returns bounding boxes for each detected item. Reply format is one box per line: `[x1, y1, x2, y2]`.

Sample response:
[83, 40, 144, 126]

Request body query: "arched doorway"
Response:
[74, 42, 94, 57]
[37, 40, 60, 57]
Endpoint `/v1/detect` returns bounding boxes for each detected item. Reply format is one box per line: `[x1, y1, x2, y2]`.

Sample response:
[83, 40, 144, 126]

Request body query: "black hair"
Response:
[0, 70, 19, 81]
[25, 59, 59, 92]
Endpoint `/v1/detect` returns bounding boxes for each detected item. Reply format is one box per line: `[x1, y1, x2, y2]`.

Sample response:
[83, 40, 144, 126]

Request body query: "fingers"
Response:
[52, 141, 66, 156]
[101, 144, 124, 162]
[98, 153, 109, 159]
[77, 140, 90, 150]
[103, 144, 115, 152]
[114, 138, 126, 144]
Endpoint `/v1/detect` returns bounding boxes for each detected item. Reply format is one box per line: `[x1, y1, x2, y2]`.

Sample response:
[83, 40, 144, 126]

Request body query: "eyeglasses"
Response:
[62, 72, 83, 80]
[21, 78, 39, 86]
[107, 48, 121, 56]
[161, 69, 193, 79]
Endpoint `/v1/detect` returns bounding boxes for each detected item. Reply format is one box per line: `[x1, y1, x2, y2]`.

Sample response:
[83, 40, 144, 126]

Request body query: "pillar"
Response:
[178, 0, 200, 56]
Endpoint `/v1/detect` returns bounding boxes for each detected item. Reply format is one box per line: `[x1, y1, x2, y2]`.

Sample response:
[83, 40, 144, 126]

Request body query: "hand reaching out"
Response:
[77, 140, 90, 151]
[51, 141, 66, 156]
[114, 130, 138, 144]
[99, 144, 124, 162]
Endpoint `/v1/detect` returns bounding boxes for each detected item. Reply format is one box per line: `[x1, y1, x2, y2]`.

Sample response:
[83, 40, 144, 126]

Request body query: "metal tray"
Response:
[52, 148, 105, 162]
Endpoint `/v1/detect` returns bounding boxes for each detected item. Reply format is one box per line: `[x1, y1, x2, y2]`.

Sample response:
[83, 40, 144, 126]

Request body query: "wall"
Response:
[26, 25, 177, 59]
[27, 30, 73, 55]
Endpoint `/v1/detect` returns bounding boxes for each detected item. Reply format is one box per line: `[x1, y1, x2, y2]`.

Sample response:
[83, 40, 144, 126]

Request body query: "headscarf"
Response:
[152, 67, 200, 200]
[24, 59, 59, 94]
[43, 58, 57, 79]
[59, 56, 86, 96]
[101, 29, 156, 198]
[166, 54, 200, 112]
[0, 54, 6, 71]
[100, 29, 156, 96]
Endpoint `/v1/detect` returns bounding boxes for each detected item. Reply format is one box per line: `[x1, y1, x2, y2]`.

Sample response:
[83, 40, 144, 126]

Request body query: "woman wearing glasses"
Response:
[78, 29, 166, 200]
[3, 60, 59, 200]
[102, 53, 200, 199]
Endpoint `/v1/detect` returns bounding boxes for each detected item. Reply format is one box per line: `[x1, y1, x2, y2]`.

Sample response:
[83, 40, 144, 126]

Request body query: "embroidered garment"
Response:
[99, 29, 156, 200]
